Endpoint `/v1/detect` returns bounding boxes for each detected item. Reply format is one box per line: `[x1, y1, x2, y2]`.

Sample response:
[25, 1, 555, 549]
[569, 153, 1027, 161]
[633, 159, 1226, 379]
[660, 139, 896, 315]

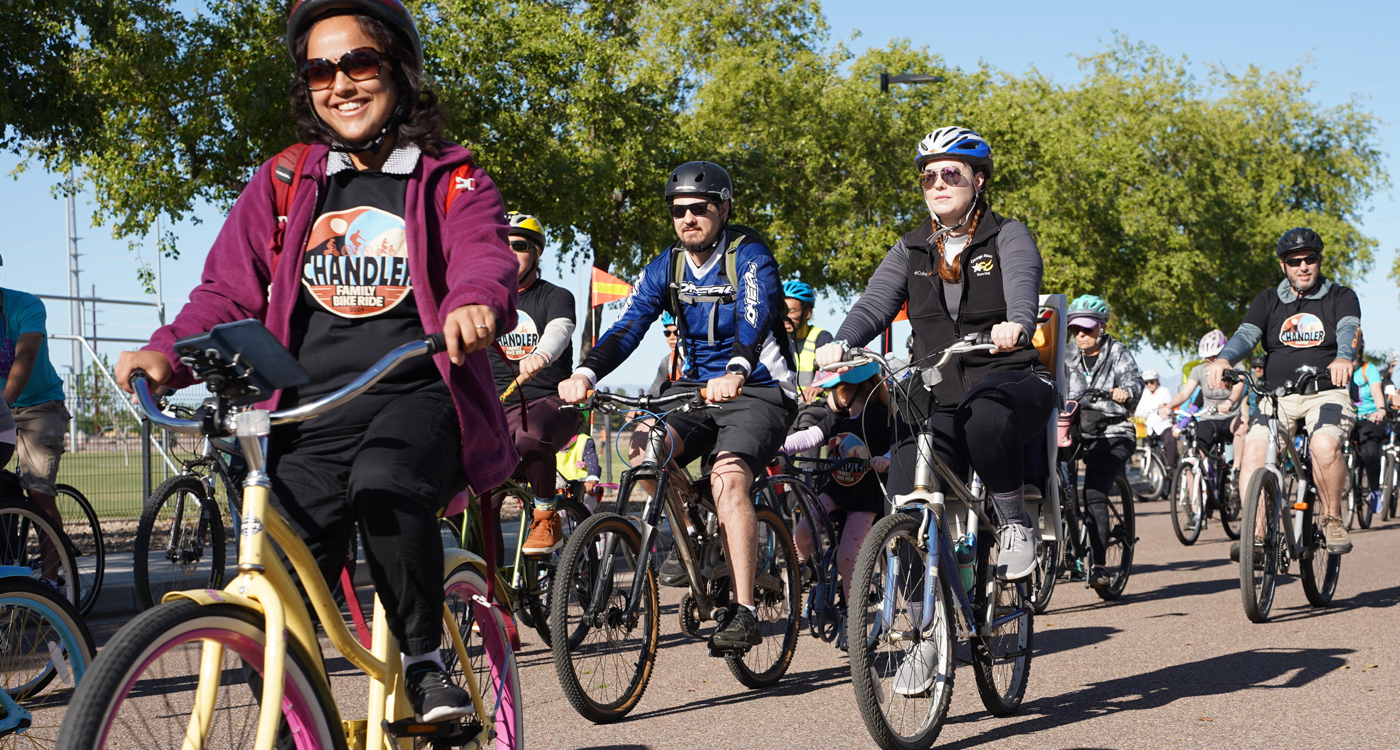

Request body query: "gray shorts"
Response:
[662, 384, 797, 475]
[13, 400, 70, 496]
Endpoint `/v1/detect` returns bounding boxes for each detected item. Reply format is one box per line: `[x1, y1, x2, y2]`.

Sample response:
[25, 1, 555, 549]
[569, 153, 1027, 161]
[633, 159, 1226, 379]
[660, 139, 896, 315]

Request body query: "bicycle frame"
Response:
[1258, 412, 1313, 562]
[454, 479, 538, 615]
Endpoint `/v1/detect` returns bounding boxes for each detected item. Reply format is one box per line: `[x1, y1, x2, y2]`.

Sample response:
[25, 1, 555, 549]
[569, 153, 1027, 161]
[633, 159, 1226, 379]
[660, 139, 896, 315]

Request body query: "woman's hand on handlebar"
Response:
[815, 341, 847, 370]
[870, 455, 890, 473]
[116, 350, 173, 394]
[989, 321, 1026, 353]
[559, 374, 593, 404]
[442, 305, 497, 365]
[1110, 387, 1130, 403]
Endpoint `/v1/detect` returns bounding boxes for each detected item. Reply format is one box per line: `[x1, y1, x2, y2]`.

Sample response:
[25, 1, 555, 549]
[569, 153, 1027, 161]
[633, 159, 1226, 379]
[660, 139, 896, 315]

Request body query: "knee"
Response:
[1311, 435, 1342, 465]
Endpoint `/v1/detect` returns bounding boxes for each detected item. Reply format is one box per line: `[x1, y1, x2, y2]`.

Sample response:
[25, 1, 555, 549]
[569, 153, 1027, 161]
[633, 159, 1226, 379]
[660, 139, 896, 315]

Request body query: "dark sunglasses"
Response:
[917, 166, 969, 189]
[1283, 253, 1321, 268]
[668, 201, 716, 220]
[663, 328, 678, 337]
[509, 240, 537, 252]
[1068, 325, 1098, 336]
[300, 47, 388, 92]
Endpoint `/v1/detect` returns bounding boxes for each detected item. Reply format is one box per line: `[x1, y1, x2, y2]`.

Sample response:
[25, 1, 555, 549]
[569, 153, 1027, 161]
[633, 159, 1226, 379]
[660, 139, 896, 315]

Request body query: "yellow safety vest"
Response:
[556, 433, 592, 482]
[795, 325, 827, 387]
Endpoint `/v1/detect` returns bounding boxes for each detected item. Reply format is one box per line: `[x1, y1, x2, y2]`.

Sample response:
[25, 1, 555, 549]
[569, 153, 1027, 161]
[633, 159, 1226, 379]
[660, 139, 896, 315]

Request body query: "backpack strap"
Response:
[268, 143, 313, 280]
[444, 160, 478, 215]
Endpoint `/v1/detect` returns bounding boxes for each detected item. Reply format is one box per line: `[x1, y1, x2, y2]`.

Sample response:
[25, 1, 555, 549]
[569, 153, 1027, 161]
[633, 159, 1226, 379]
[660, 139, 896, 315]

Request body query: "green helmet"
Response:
[1066, 294, 1111, 327]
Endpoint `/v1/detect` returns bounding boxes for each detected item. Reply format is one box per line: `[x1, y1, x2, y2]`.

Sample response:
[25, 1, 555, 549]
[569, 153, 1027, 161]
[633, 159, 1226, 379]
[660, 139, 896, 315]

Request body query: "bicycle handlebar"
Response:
[818, 330, 1029, 379]
[566, 387, 718, 414]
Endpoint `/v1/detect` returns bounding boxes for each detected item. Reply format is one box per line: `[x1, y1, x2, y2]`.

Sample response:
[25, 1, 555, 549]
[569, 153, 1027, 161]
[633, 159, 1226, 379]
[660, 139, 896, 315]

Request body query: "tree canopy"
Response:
[6, 1, 1387, 352]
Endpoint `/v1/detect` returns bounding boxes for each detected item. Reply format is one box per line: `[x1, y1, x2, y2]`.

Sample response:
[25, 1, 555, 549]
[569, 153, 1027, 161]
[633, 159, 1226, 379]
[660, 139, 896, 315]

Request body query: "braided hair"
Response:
[933, 198, 987, 283]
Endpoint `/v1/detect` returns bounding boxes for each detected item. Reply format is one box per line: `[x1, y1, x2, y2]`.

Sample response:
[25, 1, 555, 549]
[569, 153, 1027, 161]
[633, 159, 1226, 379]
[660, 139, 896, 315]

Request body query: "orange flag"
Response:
[590, 267, 632, 306]
[893, 301, 909, 322]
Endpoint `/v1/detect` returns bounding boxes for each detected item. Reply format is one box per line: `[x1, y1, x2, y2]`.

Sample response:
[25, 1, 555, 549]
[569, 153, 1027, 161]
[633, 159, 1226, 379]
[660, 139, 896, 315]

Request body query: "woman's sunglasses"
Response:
[663, 328, 678, 337]
[917, 167, 969, 189]
[300, 47, 388, 92]
[668, 201, 716, 220]
[1282, 253, 1321, 268]
[509, 240, 537, 252]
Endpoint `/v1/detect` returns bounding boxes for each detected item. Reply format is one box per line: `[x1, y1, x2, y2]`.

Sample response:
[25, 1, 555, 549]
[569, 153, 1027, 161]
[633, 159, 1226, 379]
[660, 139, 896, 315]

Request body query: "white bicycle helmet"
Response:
[1142, 369, 1160, 381]
[916, 126, 993, 180]
[1198, 329, 1227, 358]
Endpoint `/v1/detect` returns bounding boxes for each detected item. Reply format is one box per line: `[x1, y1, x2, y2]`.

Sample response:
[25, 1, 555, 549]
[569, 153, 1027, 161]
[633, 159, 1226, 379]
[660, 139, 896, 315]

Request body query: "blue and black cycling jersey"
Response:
[577, 230, 796, 397]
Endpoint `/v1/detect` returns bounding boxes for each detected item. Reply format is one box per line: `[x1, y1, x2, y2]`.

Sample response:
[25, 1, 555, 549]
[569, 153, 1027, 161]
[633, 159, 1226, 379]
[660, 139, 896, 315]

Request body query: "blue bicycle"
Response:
[1, 563, 96, 749]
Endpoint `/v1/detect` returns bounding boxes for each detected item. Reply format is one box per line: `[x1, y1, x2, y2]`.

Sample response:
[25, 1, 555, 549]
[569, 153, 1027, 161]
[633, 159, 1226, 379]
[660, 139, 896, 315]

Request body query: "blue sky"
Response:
[4, 0, 1397, 392]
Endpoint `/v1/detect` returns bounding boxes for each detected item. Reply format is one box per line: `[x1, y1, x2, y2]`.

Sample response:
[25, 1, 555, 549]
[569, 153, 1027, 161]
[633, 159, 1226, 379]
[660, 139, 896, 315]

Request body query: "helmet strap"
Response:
[929, 191, 982, 243]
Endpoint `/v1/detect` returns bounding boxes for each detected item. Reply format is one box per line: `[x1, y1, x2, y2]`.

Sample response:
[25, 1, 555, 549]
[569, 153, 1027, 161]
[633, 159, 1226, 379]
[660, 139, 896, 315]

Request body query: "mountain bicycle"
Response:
[1169, 409, 1241, 545]
[1379, 409, 1400, 522]
[1227, 367, 1343, 623]
[1341, 426, 1374, 530]
[548, 388, 800, 723]
[0, 499, 80, 615]
[57, 326, 522, 750]
[1131, 432, 1170, 501]
[1, 562, 96, 750]
[831, 335, 1046, 750]
[132, 412, 246, 611]
[0, 471, 103, 617]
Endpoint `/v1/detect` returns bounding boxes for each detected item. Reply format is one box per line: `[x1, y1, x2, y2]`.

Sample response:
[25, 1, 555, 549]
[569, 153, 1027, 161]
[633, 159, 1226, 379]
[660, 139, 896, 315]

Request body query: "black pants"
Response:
[1082, 437, 1133, 565]
[1356, 420, 1384, 487]
[268, 390, 466, 656]
[888, 370, 1057, 513]
[1149, 430, 1177, 470]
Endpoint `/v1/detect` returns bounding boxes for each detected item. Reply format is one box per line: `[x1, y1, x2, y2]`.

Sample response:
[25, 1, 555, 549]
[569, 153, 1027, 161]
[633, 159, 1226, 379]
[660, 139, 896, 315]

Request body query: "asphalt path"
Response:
[56, 499, 1400, 749]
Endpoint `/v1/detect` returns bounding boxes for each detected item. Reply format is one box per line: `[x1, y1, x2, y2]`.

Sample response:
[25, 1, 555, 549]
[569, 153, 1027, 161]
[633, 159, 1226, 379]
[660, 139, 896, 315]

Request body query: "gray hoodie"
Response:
[1065, 334, 1144, 441]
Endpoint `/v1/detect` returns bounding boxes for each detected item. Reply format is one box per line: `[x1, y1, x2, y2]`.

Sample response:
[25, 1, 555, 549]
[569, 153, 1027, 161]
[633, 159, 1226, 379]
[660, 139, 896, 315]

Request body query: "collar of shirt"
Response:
[326, 142, 421, 177]
[1275, 276, 1332, 304]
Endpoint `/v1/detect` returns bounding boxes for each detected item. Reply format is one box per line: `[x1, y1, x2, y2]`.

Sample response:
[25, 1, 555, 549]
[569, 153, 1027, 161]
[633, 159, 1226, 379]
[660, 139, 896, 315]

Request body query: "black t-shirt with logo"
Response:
[490, 278, 576, 401]
[284, 168, 447, 431]
[811, 397, 893, 515]
[1241, 280, 1361, 390]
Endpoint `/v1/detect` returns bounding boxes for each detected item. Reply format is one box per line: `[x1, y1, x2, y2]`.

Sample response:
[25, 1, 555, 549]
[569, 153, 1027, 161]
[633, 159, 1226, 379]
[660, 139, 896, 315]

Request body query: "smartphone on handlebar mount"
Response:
[173, 319, 311, 406]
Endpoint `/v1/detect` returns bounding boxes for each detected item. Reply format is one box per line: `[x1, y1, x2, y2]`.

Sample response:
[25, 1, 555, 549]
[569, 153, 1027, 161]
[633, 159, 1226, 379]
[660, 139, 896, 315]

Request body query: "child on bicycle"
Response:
[782, 361, 891, 603]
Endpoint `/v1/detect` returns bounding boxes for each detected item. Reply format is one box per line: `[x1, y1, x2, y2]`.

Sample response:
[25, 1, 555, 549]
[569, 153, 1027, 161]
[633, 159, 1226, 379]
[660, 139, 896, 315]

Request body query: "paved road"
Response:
[54, 501, 1400, 749]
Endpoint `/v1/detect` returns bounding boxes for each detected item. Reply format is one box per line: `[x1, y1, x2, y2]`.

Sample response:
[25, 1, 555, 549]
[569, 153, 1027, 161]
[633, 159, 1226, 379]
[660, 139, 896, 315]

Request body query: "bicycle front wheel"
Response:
[1300, 499, 1341, 607]
[1, 576, 96, 701]
[725, 506, 800, 688]
[1218, 469, 1242, 541]
[444, 563, 522, 749]
[0, 498, 80, 609]
[133, 476, 227, 612]
[1169, 461, 1203, 546]
[53, 485, 104, 617]
[55, 600, 344, 750]
[1239, 468, 1280, 623]
[548, 511, 658, 724]
[1095, 475, 1136, 601]
[848, 512, 954, 750]
[1352, 458, 1373, 530]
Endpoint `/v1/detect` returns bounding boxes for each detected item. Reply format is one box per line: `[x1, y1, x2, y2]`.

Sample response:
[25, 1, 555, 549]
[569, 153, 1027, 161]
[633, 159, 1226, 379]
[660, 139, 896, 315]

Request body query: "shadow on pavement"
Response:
[625, 664, 850, 721]
[1047, 575, 1240, 616]
[1129, 557, 1230, 576]
[1034, 625, 1120, 657]
[940, 646, 1352, 748]
[1264, 583, 1400, 624]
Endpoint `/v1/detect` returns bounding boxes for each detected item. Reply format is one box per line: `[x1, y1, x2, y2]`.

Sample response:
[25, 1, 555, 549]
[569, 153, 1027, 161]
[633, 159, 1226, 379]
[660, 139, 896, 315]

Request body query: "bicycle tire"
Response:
[53, 485, 104, 617]
[1058, 463, 1086, 578]
[1137, 449, 1167, 501]
[1384, 451, 1398, 521]
[55, 600, 345, 750]
[1353, 457, 1373, 530]
[973, 524, 1033, 716]
[527, 497, 591, 649]
[1, 576, 96, 701]
[133, 475, 226, 612]
[1029, 532, 1059, 615]
[443, 562, 523, 750]
[1218, 468, 1242, 541]
[548, 511, 658, 723]
[0, 498, 80, 609]
[847, 511, 954, 750]
[1341, 457, 1357, 530]
[1095, 475, 1135, 601]
[1299, 498, 1341, 607]
[1239, 468, 1280, 623]
[1169, 461, 1203, 546]
[724, 506, 800, 688]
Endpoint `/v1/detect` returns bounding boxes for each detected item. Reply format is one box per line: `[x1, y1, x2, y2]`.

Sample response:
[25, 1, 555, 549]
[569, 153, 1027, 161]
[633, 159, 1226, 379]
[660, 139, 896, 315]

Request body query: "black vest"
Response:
[904, 210, 1043, 407]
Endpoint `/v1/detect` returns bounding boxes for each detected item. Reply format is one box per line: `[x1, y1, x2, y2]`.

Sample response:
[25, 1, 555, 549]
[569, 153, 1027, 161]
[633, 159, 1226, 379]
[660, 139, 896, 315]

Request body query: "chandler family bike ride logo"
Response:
[302, 206, 410, 318]
[1279, 313, 1325, 348]
[832, 432, 871, 486]
[498, 311, 540, 360]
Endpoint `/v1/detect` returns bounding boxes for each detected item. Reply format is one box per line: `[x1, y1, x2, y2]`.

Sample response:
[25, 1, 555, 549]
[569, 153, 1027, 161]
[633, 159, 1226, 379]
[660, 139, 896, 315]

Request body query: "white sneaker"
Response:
[996, 524, 1036, 581]
[892, 640, 939, 696]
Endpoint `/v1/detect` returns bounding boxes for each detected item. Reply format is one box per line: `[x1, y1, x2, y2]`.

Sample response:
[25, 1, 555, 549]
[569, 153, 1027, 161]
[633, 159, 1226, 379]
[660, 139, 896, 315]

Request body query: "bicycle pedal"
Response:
[381, 718, 481, 746]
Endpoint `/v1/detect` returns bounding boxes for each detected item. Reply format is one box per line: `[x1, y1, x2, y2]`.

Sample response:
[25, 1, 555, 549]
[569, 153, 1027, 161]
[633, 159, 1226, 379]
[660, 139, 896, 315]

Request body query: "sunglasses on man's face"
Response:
[917, 166, 970, 189]
[300, 47, 388, 92]
[663, 328, 678, 337]
[1283, 253, 1321, 268]
[668, 201, 716, 220]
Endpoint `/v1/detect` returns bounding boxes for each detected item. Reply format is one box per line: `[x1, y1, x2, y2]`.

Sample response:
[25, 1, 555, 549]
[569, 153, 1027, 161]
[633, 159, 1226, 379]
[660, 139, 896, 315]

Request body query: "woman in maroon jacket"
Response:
[115, 0, 518, 722]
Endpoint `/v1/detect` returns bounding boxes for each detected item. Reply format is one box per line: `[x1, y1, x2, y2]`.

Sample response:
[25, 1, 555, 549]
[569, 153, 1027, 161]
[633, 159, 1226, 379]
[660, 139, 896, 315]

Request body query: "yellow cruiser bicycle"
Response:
[56, 322, 522, 750]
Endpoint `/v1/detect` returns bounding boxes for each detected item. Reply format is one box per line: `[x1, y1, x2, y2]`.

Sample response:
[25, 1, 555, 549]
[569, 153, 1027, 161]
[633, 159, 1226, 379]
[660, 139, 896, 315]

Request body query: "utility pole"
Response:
[65, 169, 83, 450]
[155, 215, 166, 325]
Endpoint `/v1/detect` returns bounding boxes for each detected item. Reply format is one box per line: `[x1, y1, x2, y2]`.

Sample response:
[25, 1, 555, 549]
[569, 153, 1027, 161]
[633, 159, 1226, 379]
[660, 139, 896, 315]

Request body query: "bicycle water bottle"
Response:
[1175, 404, 1199, 431]
[955, 537, 976, 591]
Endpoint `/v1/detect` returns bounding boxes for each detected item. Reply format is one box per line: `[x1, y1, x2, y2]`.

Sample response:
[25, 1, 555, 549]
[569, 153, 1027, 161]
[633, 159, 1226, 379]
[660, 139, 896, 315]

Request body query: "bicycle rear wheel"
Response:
[53, 485, 104, 617]
[847, 511, 954, 750]
[1218, 468, 1242, 541]
[55, 600, 345, 750]
[0, 499, 79, 609]
[1384, 451, 1398, 521]
[974, 529, 1033, 716]
[1169, 461, 1203, 546]
[1095, 475, 1135, 601]
[725, 506, 800, 688]
[1, 576, 96, 701]
[548, 511, 657, 724]
[133, 476, 227, 612]
[1351, 457, 1373, 530]
[1137, 449, 1168, 501]
[1300, 500, 1341, 607]
[1239, 468, 1280, 623]
[443, 563, 522, 749]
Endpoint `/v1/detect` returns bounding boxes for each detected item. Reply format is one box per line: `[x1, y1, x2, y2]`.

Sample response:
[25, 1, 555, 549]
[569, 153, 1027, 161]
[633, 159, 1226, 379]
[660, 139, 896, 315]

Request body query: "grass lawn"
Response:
[14, 450, 194, 521]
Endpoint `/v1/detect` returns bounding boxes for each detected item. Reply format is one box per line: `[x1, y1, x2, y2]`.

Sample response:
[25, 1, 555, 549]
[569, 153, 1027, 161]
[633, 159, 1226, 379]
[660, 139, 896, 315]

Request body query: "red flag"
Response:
[893, 301, 909, 322]
[591, 267, 632, 307]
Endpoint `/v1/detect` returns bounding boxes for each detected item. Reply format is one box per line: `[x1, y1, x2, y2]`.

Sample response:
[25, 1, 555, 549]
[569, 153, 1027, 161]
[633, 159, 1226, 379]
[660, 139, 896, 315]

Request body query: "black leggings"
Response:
[268, 390, 467, 656]
[887, 370, 1057, 519]
[1081, 436, 1133, 565]
[1356, 420, 1384, 487]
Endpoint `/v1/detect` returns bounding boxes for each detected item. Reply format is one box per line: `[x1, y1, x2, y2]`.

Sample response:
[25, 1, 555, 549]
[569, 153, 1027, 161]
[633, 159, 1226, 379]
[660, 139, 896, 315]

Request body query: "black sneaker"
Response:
[404, 663, 474, 723]
[658, 547, 689, 588]
[1088, 565, 1112, 589]
[709, 603, 762, 654]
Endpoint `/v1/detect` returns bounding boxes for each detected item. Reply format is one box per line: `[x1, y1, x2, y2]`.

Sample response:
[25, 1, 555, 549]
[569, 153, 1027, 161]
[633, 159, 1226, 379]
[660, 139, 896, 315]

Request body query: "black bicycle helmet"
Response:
[286, 0, 423, 70]
[1276, 227, 1323, 258]
[664, 161, 733, 203]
